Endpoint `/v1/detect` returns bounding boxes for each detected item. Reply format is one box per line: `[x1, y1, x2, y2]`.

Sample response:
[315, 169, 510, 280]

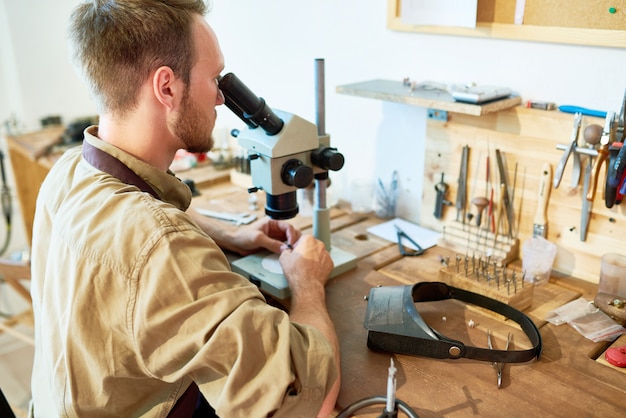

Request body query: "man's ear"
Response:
[152, 66, 184, 110]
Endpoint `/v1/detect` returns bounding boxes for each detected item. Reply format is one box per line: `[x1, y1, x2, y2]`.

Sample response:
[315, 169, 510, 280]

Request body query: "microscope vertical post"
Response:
[313, 58, 331, 250]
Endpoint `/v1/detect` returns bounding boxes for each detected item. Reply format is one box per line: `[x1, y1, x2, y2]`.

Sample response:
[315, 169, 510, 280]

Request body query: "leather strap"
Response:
[82, 140, 159, 199]
[167, 383, 200, 418]
[365, 282, 542, 363]
[82, 140, 201, 417]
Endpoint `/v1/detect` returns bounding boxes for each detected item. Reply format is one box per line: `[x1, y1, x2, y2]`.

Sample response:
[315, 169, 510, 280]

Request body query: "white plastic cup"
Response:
[598, 253, 626, 298]
[522, 236, 557, 285]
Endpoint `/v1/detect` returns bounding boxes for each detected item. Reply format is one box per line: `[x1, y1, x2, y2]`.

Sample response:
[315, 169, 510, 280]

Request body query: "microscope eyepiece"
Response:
[219, 73, 284, 136]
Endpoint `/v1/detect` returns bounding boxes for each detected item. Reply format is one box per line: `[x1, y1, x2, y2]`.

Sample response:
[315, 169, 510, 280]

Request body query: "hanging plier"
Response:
[553, 112, 582, 189]
[587, 111, 616, 201]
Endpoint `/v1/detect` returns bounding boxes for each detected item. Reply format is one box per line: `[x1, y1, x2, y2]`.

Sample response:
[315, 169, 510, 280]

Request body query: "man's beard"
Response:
[174, 88, 215, 154]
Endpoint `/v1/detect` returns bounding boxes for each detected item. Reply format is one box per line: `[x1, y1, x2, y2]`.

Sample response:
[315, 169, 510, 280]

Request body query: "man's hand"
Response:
[188, 207, 301, 255]
[229, 217, 301, 255]
[278, 235, 334, 292]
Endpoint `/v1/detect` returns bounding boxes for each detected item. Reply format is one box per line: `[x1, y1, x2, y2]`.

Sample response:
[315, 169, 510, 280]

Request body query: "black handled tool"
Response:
[495, 149, 514, 238]
[434, 172, 451, 219]
[606, 143, 622, 208]
[455, 146, 469, 224]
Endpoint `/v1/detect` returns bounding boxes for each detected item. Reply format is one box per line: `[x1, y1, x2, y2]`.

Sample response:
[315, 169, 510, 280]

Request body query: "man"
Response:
[30, 1, 340, 417]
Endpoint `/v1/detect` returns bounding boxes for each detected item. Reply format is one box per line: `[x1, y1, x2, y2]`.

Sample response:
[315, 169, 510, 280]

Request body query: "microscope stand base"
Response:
[231, 246, 358, 300]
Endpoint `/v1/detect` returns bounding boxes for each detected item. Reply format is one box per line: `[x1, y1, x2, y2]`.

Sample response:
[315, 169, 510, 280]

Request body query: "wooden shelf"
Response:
[335, 79, 521, 116]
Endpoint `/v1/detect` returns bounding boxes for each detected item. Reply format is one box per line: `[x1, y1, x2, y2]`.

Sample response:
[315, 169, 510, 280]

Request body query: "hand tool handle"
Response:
[533, 163, 552, 226]
[434, 173, 449, 219]
[559, 105, 607, 119]
[605, 144, 622, 208]
[553, 113, 582, 189]
[586, 112, 615, 201]
[456, 146, 469, 222]
[586, 147, 609, 201]
[494, 183, 505, 241]
[553, 146, 571, 189]
[609, 144, 626, 187]
[495, 149, 514, 237]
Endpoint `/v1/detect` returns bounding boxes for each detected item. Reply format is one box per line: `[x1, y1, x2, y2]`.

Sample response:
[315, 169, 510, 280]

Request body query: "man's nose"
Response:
[216, 89, 225, 105]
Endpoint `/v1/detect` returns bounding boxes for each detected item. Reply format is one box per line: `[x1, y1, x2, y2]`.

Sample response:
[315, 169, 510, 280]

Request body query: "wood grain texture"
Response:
[420, 106, 622, 284]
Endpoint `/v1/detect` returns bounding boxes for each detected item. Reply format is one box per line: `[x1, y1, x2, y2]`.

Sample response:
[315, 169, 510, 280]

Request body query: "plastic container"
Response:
[522, 236, 557, 285]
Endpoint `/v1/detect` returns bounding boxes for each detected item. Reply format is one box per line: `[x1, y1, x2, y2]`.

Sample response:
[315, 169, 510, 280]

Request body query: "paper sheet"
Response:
[401, 0, 478, 29]
[367, 218, 441, 251]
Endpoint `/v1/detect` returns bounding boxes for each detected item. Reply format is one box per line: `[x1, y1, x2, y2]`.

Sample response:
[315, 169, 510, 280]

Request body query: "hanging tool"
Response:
[466, 151, 482, 225]
[434, 172, 452, 219]
[605, 90, 626, 207]
[472, 196, 489, 227]
[587, 112, 616, 201]
[471, 196, 489, 248]
[495, 149, 514, 238]
[488, 330, 511, 389]
[532, 163, 552, 238]
[581, 156, 593, 241]
[553, 112, 583, 189]
[456, 145, 470, 224]
[492, 183, 506, 251]
[580, 124, 602, 241]
[605, 142, 623, 208]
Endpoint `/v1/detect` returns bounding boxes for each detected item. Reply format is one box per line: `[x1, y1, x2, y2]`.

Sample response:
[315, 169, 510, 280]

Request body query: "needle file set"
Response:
[438, 221, 519, 266]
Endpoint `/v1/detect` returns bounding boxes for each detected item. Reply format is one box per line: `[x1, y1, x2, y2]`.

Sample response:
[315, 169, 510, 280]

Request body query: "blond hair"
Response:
[69, 0, 209, 116]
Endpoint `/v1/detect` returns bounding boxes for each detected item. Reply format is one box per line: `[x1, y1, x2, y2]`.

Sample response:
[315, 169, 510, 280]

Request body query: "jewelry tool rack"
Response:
[437, 253, 533, 313]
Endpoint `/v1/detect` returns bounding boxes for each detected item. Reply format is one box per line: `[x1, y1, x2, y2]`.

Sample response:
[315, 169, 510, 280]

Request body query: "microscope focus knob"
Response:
[312, 147, 345, 171]
[282, 159, 314, 188]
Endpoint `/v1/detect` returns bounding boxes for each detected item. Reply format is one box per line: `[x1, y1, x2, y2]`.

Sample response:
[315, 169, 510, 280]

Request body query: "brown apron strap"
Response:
[82, 140, 159, 200]
[167, 382, 200, 418]
[83, 140, 202, 417]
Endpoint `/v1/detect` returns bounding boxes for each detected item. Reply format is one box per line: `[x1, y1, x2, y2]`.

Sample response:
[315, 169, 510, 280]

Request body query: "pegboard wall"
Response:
[420, 106, 624, 283]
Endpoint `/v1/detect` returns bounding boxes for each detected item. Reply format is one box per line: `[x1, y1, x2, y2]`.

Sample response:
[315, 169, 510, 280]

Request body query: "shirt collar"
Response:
[83, 126, 192, 210]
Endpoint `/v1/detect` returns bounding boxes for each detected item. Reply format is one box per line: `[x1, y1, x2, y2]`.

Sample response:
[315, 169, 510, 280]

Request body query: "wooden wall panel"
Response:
[420, 106, 624, 283]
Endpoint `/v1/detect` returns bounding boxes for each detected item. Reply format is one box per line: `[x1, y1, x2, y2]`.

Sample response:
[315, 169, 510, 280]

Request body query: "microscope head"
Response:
[219, 73, 332, 219]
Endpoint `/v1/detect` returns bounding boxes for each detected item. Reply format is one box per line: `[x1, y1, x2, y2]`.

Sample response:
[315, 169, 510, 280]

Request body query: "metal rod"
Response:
[315, 58, 325, 136]
[556, 143, 598, 157]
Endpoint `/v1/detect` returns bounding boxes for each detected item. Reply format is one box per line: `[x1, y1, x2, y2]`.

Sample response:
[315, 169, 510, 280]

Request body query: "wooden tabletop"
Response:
[192, 177, 626, 417]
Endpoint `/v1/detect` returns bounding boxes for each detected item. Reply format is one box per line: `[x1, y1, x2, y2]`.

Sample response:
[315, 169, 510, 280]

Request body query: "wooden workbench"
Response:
[6, 125, 625, 416]
[190, 178, 626, 418]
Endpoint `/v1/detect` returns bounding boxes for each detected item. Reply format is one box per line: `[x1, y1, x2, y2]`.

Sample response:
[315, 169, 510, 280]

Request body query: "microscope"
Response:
[219, 59, 357, 299]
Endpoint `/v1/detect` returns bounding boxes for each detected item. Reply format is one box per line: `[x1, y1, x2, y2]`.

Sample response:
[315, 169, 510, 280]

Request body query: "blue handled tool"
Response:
[559, 105, 607, 119]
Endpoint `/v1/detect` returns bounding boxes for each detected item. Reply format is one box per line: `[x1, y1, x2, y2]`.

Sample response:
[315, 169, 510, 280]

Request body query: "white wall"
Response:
[2, 0, 626, 251]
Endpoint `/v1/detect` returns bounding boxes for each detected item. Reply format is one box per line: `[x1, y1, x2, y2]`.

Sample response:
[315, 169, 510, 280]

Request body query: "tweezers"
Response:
[394, 224, 424, 256]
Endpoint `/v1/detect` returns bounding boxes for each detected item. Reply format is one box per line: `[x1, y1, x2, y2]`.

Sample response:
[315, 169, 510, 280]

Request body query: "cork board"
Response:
[476, 0, 626, 30]
[388, 0, 626, 48]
